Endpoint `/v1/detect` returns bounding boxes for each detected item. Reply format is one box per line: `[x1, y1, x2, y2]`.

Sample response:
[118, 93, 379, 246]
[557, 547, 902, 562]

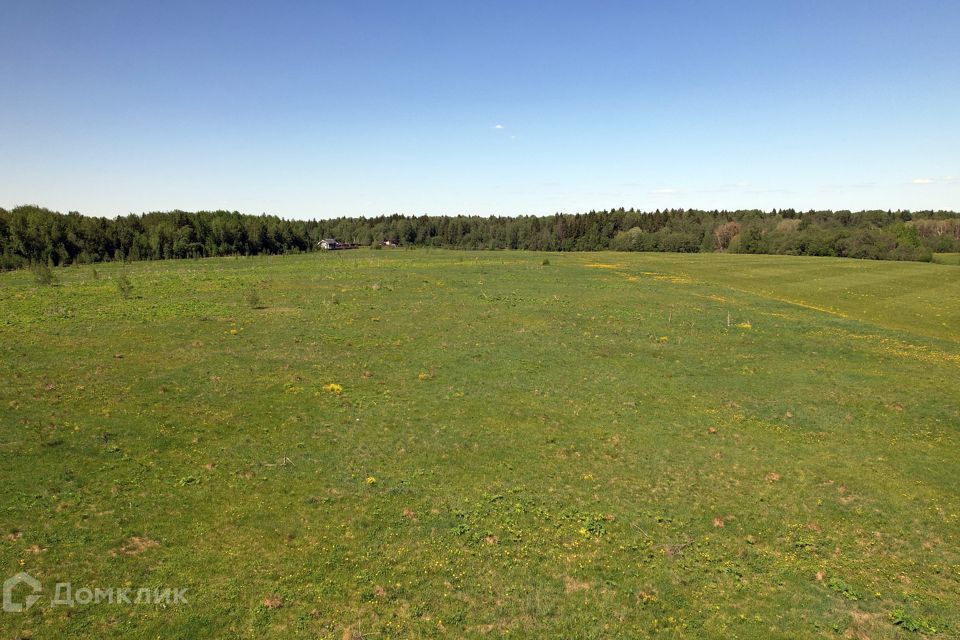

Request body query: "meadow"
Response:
[1, 250, 958, 638]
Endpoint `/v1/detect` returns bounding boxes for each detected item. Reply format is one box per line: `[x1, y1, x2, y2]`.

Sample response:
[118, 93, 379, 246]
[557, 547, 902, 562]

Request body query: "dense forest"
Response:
[2, 204, 959, 270]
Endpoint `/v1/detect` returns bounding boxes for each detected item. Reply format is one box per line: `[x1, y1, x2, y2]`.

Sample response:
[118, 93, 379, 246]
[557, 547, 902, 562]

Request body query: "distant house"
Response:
[318, 238, 362, 250]
[379, 239, 399, 248]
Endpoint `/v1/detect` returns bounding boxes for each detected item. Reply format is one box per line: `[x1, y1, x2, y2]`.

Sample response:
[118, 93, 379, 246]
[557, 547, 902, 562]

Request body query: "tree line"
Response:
[2, 204, 959, 270]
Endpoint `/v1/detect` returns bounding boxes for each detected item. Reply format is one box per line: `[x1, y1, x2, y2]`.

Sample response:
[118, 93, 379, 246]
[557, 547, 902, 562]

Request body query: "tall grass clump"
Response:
[32, 262, 56, 286]
[115, 273, 134, 299]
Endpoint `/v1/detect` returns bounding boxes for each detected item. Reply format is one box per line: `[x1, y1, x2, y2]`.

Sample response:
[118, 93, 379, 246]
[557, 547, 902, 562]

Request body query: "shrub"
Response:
[712, 221, 740, 251]
[842, 229, 897, 260]
[32, 262, 56, 286]
[731, 225, 767, 254]
[611, 227, 650, 251]
[115, 273, 134, 299]
[659, 232, 701, 253]
[890, 244, 932, 262]
[243, 285, 263, 309]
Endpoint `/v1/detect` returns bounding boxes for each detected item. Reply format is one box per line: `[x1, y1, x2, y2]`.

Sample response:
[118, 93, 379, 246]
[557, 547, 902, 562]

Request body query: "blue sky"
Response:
[1, 0, 958, 218]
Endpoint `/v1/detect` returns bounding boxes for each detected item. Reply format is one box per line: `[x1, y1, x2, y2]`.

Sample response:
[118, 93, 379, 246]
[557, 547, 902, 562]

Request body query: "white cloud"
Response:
[944, 175, 958, 183]
[492, 124, 505, 129]
[912, 178, 935, 184]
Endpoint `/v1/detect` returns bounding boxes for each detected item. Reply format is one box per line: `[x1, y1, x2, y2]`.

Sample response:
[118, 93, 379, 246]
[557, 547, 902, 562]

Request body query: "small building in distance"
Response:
[318, 238, 360, 250]
[379, 239, 399, 248]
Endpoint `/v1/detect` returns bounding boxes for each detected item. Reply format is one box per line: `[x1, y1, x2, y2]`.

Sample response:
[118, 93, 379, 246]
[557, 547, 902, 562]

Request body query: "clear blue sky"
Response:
[2, 0, 958, 219]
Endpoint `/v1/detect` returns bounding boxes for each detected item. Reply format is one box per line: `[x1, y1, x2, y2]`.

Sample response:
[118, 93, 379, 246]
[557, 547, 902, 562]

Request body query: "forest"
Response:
[2, 204, 959, 269]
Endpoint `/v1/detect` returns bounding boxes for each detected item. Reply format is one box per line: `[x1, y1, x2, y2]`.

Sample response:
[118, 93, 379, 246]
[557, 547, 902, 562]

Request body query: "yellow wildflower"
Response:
[323, 383, 343, 394]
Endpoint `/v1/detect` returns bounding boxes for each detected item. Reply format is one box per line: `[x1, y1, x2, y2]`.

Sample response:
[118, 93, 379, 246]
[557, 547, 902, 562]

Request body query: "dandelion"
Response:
[418, 372, 430, 381]
[323, 383, 343, 394]
[736, 321, 752, 329]
[365, 476, 377, 485]
[228, 328, 238, 335]
[657, 336, 669, 343]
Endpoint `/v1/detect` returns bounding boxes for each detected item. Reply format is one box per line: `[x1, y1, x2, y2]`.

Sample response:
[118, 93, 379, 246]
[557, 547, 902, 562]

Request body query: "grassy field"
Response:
[932, 253, 960, 266]
[1, 250, 958, 638]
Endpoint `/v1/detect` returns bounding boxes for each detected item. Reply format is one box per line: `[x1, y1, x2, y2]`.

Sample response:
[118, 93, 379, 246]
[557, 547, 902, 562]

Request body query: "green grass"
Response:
[932, 253, 960, 266]
[1, 250, 958, 638]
